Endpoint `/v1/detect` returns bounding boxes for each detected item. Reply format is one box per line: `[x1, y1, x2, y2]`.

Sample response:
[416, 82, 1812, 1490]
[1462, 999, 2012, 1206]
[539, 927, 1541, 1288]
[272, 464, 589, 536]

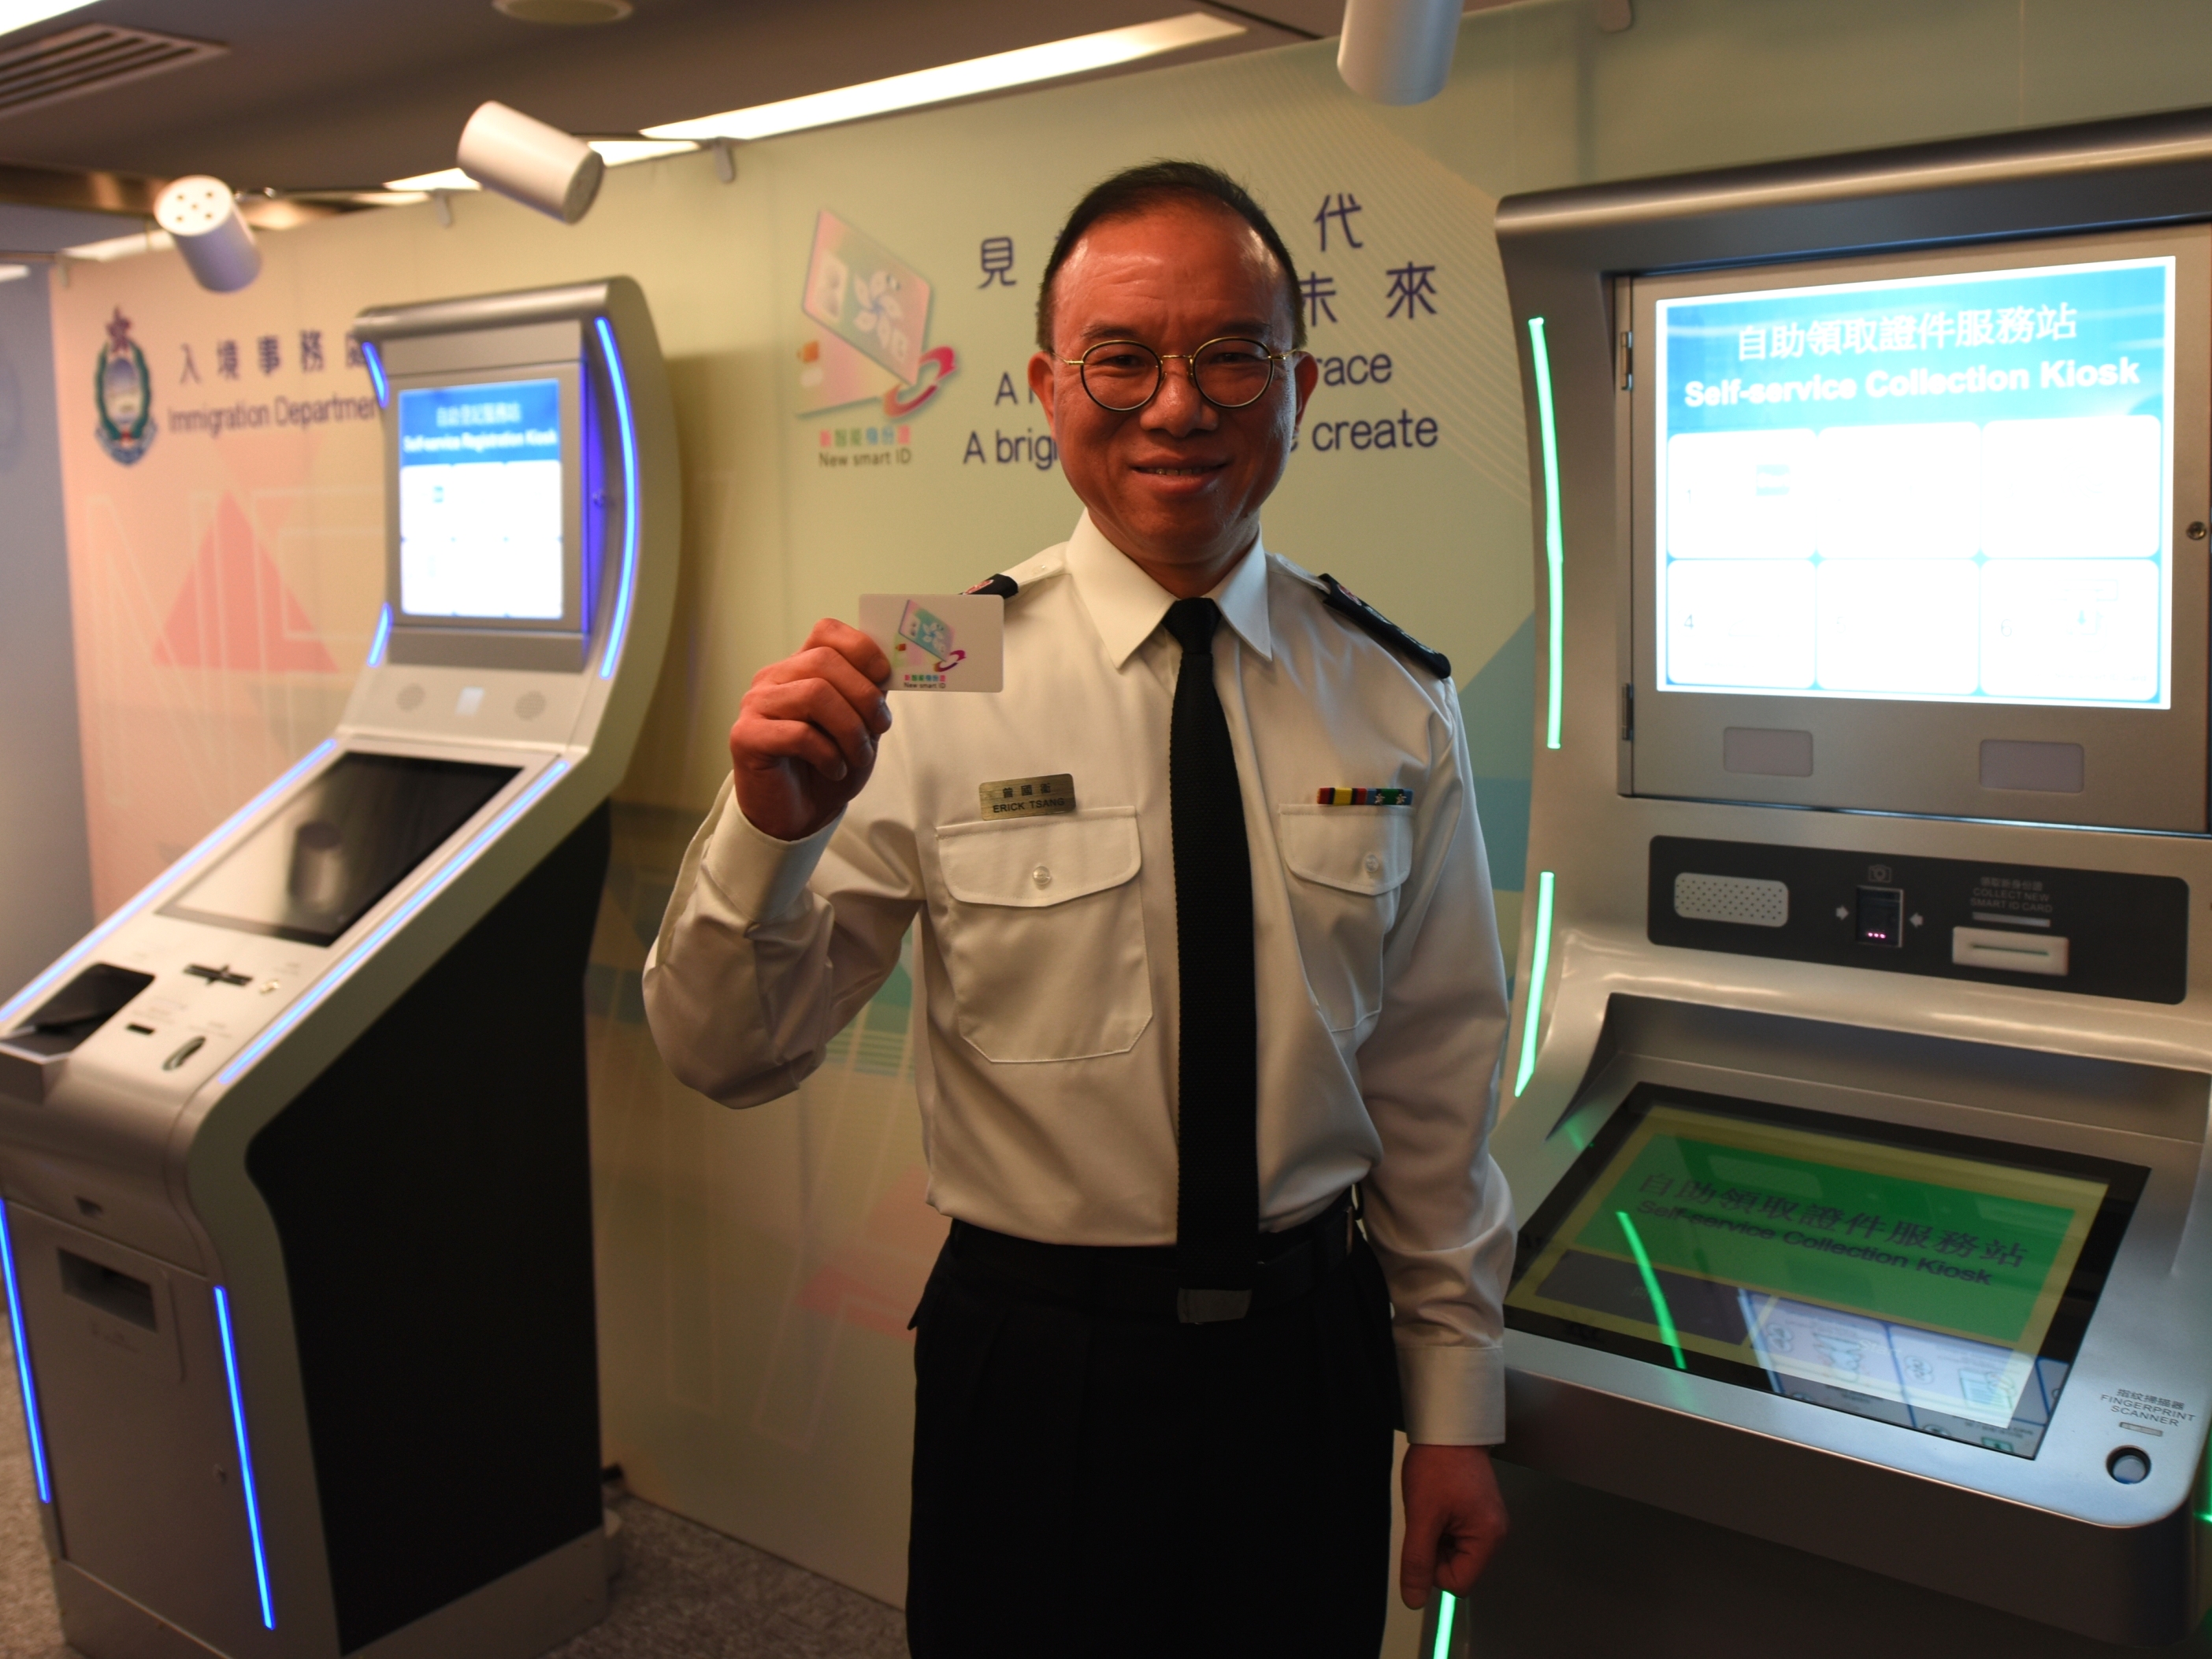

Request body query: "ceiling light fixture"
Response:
[0, 0, 95, 38]
[60, 227, 173, 262]
[586, 138, 695, 166]
[643, 12, 1244, 144]
[456, 100, 602, 221]
[492, 0, 632, 22]
[387, 137, 693, 195]
[1338, 0, 1460, 105]
[384, 167, 474, 192]
[154, 175, 261, 290]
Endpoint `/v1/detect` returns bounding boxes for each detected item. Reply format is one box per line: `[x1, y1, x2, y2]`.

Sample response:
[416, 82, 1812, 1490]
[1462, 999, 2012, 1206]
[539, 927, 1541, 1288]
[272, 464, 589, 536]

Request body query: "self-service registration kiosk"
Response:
[1457, 109, 2212, 1652]
[0, 278, 676, 1659]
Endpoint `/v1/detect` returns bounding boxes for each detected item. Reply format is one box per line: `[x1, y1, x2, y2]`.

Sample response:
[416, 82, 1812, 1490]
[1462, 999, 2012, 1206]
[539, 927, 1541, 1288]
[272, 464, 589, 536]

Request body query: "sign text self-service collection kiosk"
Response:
[0, 278, 676, 1659]
[1452, 109, 2212, 1653]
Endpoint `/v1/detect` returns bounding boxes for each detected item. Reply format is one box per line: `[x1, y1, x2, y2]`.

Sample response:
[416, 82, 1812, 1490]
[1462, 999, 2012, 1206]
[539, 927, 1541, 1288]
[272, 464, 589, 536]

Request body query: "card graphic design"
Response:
[859, 592, 1004, 692]
[796, 212, 959, 421]
[804, 213, 933, 384]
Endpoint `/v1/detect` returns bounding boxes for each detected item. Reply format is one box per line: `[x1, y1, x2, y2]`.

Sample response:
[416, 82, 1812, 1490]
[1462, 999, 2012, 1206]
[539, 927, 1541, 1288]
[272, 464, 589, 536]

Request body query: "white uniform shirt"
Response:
[644, 511, 1515, 1443]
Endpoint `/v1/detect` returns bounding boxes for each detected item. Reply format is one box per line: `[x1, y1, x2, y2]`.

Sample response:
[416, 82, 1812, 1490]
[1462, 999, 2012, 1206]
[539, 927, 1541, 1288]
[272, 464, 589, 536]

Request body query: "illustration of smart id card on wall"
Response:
[805, 212, 933, 385]
[859, 592, 1004, 691]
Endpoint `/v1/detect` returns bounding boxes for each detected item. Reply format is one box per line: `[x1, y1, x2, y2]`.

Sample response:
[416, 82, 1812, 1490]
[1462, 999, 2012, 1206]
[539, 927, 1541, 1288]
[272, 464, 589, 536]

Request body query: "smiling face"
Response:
[1027, 198, 1318, 597]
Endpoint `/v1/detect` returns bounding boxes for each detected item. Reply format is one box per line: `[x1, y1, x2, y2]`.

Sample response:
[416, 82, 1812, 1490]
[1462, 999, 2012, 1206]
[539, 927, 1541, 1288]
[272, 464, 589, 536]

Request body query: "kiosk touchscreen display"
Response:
[161, 753, 518, 946]
[397, 378, 565, 622]
[1653, 255, 2175, 709]
[1507, 1087, 2144, 1457]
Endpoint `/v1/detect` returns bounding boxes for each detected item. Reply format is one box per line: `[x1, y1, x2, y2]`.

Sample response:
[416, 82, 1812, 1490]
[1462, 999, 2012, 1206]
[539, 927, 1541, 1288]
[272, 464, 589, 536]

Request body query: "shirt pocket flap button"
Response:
[936, 809, 1141, 908]
[1277, 805, 1412, 896]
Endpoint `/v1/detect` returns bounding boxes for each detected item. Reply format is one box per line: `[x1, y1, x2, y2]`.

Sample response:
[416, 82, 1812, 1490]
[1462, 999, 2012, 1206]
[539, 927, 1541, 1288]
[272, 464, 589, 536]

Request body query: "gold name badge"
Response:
[979, 774, 1077, 818]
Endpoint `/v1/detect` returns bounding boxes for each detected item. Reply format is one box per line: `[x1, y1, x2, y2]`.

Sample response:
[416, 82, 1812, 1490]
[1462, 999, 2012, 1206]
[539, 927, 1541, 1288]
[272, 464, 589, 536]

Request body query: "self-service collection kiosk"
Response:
[0, 278, 677, 1659]
[1444, 108, 2212, 1653]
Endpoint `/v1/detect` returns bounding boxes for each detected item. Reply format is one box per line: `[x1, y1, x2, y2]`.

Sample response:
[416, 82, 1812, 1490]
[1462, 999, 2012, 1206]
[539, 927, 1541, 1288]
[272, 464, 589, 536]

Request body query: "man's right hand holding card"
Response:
[728, 619, 891, 841]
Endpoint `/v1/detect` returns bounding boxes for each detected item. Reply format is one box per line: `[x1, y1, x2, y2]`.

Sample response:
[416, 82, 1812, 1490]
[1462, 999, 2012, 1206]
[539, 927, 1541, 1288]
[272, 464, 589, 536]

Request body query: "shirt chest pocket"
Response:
[1276, 805, 1414, 1034]
[933, 808, 1152, 1063]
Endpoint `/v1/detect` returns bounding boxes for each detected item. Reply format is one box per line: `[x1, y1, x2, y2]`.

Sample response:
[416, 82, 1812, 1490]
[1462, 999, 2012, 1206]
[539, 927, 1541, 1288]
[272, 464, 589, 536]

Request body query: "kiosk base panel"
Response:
[55, 1563, 229, 1659]
[247, 804, 609, 1656]
[1439, 1460, 2212, 1658]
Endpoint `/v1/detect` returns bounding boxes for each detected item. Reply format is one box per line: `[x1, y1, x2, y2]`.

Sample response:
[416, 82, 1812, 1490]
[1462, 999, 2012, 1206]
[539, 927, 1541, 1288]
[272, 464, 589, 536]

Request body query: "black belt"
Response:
[945, 1191, 1358, 1324]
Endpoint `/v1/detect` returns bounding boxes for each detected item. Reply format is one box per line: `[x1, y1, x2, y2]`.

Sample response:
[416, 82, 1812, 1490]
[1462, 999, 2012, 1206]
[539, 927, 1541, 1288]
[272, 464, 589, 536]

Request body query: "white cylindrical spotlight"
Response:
[457, 100, 603, 224]
[153, 176, 261, 292]
[1338, 0, 1461, 105]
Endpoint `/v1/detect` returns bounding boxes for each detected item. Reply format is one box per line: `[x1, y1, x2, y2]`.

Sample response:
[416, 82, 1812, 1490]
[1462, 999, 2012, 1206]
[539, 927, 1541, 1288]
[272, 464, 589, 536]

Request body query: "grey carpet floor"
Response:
[0, 1331, 907, 1658]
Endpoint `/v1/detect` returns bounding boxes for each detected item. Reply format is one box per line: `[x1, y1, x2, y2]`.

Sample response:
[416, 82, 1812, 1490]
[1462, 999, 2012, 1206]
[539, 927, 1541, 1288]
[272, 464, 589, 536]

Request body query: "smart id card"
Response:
[859, 592, 1004, 692]
[804, 212, 933, 384]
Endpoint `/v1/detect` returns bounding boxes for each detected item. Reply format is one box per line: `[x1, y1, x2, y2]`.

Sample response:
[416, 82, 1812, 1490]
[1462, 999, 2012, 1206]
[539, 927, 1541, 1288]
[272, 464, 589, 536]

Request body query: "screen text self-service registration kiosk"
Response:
[1462, 109, 2212, 1652]
[0, 278, 676, 1659]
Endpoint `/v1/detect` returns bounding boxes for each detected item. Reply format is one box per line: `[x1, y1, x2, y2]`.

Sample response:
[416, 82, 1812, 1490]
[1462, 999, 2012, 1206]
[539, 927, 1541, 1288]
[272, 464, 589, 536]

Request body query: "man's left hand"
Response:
[1399, 1443, 1509, 1609]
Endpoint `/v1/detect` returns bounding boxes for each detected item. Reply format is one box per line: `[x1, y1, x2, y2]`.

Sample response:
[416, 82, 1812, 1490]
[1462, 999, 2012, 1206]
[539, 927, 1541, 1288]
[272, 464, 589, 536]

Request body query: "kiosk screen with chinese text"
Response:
[1507, 1088, 2144, 1457]
[398, 378, 565, 622]
[1653, 257, 2174, 709]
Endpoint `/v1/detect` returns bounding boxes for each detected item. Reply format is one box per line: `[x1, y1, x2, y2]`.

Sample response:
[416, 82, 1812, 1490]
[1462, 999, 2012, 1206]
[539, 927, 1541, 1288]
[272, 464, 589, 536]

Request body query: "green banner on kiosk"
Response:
[1509, 1102, 2107, 1431]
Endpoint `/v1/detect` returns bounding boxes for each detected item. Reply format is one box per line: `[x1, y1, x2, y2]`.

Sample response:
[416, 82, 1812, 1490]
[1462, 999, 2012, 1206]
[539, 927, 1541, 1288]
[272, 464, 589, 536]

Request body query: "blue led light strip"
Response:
[1430, 1589, 1457, 1658]
[366, 602, 392, 667]
[360, 339, 389, 408]
[1527, 317, 1565, 752]
[213, 1287, 276, 1629]
[593, 316, 640, 681]
[0, 740, 338, 1034]
[216, 759, 570, 1088]
[0, 1204, 51, 1505]
[1512, 870, 1557, 1098]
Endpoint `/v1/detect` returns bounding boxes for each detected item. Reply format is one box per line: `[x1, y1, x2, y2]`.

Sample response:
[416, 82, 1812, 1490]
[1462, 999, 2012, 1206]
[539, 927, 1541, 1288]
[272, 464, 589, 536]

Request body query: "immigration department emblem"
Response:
[94, 306, 156, 466]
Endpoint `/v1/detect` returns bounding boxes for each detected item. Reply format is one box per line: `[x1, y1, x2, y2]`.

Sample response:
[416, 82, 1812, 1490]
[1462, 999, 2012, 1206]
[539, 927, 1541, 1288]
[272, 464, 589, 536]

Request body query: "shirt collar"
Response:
[1064, 510, 1274, 670]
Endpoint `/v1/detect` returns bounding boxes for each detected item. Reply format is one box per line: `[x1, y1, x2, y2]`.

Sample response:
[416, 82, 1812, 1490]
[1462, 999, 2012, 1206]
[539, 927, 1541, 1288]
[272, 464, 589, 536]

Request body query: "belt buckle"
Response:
[1177, 1287, 1252, 1323]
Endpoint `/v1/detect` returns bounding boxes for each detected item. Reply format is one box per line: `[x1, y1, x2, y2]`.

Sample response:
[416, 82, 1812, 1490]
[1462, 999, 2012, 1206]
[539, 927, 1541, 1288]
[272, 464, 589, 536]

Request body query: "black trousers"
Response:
[905, 1225, 1401, 1658]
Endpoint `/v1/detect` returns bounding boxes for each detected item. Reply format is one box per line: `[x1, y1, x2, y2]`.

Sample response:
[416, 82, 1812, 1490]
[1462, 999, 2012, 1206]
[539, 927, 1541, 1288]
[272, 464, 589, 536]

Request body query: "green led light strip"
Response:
[1616, 1209, 1687, 1370]
[1527, 316, 1565, 751]
[1431, 1588, 1457, 1658]
[1512, 870, 1556, 1097]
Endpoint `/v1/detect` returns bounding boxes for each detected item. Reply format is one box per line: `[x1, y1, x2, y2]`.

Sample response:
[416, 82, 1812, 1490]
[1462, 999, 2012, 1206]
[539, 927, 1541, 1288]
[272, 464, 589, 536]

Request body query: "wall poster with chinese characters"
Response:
[1507, 1087, 2143, 1458]
[52, 276, 388, 909]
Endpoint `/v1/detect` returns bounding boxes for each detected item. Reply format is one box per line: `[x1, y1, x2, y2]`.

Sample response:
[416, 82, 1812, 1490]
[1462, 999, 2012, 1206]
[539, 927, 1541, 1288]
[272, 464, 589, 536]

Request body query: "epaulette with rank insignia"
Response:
[965, 573, 1019, 598]
[1317, 574, 1450, 678]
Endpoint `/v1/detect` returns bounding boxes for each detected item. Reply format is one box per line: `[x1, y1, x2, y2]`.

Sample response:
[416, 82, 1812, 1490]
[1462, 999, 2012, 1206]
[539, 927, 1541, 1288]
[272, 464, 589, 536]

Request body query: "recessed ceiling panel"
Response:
[0, 24, 226, 121]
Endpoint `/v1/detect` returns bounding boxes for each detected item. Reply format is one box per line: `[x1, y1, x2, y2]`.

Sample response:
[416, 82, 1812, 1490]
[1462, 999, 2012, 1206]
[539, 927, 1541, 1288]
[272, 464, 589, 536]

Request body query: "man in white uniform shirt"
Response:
[644, 161, 1512, 1656]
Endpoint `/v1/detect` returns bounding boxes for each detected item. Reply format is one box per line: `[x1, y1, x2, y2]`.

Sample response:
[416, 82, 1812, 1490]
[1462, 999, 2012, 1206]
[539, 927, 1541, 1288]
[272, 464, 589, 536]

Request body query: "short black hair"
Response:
[1034, 159, 1305, 352]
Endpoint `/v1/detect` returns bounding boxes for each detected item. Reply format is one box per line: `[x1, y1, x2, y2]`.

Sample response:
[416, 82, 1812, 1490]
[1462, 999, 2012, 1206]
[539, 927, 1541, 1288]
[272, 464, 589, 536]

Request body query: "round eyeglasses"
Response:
[1060, 336, 1295, 413]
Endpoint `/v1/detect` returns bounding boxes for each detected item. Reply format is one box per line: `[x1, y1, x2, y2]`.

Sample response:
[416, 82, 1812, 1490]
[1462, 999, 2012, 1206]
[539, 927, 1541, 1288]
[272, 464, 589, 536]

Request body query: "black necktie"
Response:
[1164, 598, 1259, 1323]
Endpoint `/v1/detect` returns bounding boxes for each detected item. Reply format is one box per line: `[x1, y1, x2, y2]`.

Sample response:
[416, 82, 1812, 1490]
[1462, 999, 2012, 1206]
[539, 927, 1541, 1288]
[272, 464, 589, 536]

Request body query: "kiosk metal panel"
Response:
[1647, 834, 2190, 1002]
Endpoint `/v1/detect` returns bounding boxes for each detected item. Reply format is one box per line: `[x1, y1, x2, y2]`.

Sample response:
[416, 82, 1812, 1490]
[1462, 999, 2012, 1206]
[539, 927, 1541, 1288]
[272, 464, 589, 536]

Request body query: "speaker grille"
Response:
[0, 24, 225, 120]
[1674, 872, 1788, 928]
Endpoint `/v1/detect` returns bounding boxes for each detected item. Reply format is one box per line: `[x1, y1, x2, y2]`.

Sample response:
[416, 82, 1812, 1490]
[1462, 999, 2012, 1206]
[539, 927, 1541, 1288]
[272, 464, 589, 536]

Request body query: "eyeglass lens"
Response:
[1080, 339, 1277, 410]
